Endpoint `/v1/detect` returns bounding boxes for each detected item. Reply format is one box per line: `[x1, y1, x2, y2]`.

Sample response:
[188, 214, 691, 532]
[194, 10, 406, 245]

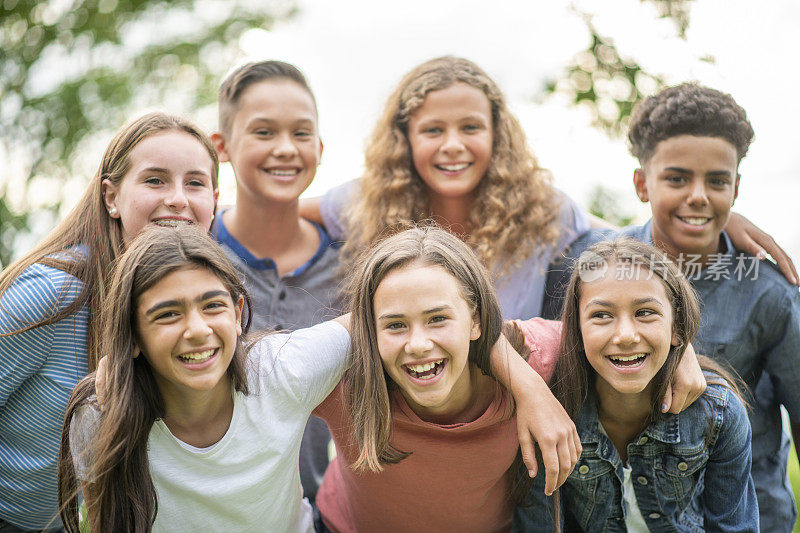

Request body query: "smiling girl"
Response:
[0, 112, 217, 531]
[515, 238, 758, 532]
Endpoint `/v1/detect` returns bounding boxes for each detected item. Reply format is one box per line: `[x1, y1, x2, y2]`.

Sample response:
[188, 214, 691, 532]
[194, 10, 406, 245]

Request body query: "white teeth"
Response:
[152, 219, 192, 227]
[178, 349, 215, 362]
[609, 353, 646, 362]
[437, 163, 469, 172]
[407, 359, 443, 373]
[681, 217, 710, 226]
[266, 169, 299, 176]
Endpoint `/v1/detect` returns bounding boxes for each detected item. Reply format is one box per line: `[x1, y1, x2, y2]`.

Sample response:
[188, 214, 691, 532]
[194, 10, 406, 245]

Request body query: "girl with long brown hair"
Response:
[515, 238, 758, 531]
[0, 112, 218, 531]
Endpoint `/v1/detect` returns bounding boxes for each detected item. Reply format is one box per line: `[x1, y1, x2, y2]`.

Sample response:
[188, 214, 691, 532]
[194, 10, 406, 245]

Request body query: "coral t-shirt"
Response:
[315, 318, 562, 533]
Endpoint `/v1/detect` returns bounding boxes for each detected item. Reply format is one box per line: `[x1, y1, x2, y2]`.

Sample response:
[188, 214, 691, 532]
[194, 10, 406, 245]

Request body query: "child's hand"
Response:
[725, 212, 798, 286]
[663, 343, 706, 414]
[94, 355, 109, 407]
[490, 334, 580, 495]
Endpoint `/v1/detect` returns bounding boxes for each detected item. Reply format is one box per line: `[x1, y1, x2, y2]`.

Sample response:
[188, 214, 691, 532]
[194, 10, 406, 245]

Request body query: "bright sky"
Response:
[220, 0, 800, 264]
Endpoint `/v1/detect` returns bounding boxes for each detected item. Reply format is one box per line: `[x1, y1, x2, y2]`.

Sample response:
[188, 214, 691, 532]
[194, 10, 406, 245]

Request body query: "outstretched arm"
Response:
[662, 342, 706, 414]
[298, 196, 324, 225]
[725, 212, 798, 286]
[490, 334, 580, 495]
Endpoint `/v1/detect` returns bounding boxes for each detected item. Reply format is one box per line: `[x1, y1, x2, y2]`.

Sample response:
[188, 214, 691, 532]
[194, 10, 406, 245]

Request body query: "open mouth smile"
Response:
[177, 348, 217, 365]
[677, 216, 712, 226]
[263, 168, 301, 178]
[152, 217, 193, 228]
[435, 163, 471, 173]
[404, 359, 446, 380]
[607, 353, 648, 369]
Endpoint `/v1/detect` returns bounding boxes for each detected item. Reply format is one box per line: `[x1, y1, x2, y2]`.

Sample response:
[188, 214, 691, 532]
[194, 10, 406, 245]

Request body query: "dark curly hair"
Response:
[628, 83, 754, 165]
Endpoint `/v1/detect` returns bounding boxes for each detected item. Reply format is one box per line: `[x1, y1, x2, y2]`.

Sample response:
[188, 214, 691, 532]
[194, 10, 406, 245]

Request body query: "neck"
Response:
[427, 193, 476, 236]
[594, 377, 651, 461]
[223, 197, 308, 258]
[158, 379, 234, 448]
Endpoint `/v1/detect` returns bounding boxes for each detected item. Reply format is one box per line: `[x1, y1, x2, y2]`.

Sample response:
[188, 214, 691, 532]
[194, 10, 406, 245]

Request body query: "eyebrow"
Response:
[138, 167, 210, 178]
[663, 166, 732, 177]
[377, 305, 453, 320]
[145, 290, 229, 316]
[248, 117, 315, 127]
[586, 297, 663, 308]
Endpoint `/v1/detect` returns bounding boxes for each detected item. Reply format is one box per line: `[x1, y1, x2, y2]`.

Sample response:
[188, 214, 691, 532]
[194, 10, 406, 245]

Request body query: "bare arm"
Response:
[663, 342, 706, 414]
[725, 212, 798, 286]
[299, 196, 324, 225]
[490, 334, 580, 495]
[588, 213, 617, 230]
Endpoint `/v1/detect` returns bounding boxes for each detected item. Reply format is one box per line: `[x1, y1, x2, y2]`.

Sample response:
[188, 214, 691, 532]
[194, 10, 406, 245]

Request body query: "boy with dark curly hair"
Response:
[540, 83, 800, 531]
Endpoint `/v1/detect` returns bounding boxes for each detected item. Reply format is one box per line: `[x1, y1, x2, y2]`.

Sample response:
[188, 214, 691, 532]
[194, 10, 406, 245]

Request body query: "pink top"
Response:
[315, 318, 562, 533]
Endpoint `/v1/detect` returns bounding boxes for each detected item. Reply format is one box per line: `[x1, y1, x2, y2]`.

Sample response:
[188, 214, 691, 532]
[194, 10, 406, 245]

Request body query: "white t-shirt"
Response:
[71, 320, 350, 533]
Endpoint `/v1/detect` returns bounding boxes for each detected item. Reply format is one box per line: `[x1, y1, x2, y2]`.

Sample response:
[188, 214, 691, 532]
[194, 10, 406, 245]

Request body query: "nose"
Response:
[440, 128, 464, 156]
[404, 325, 434, 356]
[686, 180, 709, 207]
[613, 316, 640, 346]
[273, 132, 299, 158]
[164, 181, 189, 211]
[184, 309, 212, 341]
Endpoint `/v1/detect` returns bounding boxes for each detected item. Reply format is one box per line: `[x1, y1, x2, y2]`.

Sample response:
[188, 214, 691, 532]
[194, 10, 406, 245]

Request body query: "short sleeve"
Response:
[250, 320, 351, 410]
[514, 318, 563, 384]
[319, 180, 359, 242]
[69, 401, 101, 482]
[553, 190, 590, 256]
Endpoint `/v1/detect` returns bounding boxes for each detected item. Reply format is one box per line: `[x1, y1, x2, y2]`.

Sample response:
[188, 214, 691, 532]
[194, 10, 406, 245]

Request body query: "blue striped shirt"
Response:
[0, 261, 89, 529]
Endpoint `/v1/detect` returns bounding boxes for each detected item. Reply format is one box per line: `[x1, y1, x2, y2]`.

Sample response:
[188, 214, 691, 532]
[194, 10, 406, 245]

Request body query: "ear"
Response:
[633, 168, 649, 203]
[732, 173, 740, 205]
[671, 331, 681, 347]
[470, 312, 481, 341]
[132, 343, 141, 359]
[235, 295, 244, 336]
[318, 138, 324, 165]
[102, 179, 121, 218]
[210, 132, 230, 163]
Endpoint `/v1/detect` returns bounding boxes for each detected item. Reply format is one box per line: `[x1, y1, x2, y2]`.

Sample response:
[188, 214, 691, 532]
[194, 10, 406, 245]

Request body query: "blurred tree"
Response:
[549, 0, 698, 137]
[587, 184, 636, 227]
[0, 0, 296, 268]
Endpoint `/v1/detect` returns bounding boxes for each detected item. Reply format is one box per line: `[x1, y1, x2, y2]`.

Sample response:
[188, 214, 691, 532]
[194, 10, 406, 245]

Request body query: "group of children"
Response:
[0, 53, 797, 532]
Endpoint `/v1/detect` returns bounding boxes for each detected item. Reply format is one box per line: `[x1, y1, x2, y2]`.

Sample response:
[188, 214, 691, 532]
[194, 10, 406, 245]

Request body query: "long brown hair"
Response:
[552, 237, 746, 425]
[58, 225, 251, 533]
[342, 56, 562, 275]
[344, 225, 504, 474]
[0, 112, 219, 371]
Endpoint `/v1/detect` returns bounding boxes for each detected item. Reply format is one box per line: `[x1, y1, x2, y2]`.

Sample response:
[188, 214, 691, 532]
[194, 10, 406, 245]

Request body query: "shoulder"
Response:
[733, 251, 800, 317]
[320, 180, 360, 241]
[0, 261, 85, 329]
[514, 318, 562, 380]
[693, 377, 750, 439]
[249, 320, 349, 370]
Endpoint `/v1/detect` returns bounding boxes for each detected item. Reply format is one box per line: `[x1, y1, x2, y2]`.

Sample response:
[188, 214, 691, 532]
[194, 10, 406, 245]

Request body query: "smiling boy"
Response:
[209, 61, 344, 509]
[543, 83, 800, 531]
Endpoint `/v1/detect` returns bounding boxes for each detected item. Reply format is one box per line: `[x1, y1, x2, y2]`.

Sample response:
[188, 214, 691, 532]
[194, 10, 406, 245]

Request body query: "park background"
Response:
[2, 0, 799, 528]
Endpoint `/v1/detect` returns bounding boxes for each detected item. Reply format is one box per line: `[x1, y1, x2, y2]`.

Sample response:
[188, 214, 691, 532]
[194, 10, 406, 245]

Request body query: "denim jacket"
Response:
[515, 381, 758, 532]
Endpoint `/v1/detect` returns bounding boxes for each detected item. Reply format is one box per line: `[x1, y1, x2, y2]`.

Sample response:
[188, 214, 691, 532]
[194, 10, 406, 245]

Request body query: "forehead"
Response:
[374, 263, 468, 310]
[137, 266, 229, 308]
[233, 79, 317, 124]
[411, 82, 492, 121]
[579, 262, 671, 307]
[647, 135, 738, 172]
[129, 131, 213, 171]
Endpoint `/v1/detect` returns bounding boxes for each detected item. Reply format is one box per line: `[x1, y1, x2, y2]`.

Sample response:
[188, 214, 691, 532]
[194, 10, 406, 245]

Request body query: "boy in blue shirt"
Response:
[542, 83, 800, 532]
[209, 61, 344, 508]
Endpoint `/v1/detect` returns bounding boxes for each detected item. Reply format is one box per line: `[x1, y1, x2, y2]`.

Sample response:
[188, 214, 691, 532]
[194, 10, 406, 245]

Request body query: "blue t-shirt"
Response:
[0, 261, 89, 529]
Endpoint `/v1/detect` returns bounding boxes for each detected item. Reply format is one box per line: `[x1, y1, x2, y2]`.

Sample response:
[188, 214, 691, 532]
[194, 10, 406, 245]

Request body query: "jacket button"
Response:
[637, 436, 648, 445]
[648, 513, 661, 519]
[637, 476, 648, 485]
[677, 462, 688, 471]
[578, 465, 589, 474]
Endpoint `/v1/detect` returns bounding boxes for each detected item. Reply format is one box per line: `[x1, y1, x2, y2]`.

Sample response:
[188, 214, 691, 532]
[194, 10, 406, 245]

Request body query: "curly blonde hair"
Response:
[343, 56, 562, 274]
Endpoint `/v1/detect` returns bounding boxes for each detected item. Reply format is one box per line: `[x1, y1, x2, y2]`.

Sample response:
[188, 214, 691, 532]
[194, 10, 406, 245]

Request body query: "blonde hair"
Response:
[343, 56, 562, 274]
[0, 112, 218, 371]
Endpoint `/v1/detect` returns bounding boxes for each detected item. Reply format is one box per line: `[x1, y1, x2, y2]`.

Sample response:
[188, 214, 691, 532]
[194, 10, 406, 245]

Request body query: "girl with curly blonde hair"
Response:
[312, 56, 589, 319]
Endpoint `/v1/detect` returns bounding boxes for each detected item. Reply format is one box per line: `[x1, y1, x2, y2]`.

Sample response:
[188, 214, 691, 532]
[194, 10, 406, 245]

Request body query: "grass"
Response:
[789, 443, 800, 532]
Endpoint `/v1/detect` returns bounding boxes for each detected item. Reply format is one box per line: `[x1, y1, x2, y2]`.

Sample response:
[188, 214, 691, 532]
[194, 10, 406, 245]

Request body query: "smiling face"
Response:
[102, 130, 217, 244]
[579, 262, 678, 397]
[214, 79, 322, 208]
[634, 135, 739, 266]
[407, 83, 493, 207]
[373, 262, 481, 421]
[135, 266, 243, 403]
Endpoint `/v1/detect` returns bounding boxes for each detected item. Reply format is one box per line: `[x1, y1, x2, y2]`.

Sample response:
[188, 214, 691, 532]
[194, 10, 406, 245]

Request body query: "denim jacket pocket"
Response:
[655, 448, 708, 504]
[565, 456, 616, 528]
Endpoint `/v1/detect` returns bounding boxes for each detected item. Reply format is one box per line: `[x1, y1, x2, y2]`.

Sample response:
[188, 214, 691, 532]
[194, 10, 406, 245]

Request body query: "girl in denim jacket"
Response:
[516, 238, 758, 532]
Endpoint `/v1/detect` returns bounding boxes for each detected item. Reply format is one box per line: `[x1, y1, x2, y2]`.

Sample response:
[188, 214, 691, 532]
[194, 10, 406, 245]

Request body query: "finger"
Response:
[772, 248, 799, 287]
[661, 384, 673, 413]
[95, 356, 108, 406]
[518, 430, 538, 477]
[667, 383, 688, 415]
[556, 438, 572, 489]
[540, 440, 560, 496]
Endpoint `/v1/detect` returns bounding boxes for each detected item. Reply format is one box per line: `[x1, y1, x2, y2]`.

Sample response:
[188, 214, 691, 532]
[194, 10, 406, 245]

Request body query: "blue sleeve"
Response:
[702, 388, 760, 532]
[513, 467, 561, 531]
[553, 191, 590, 255]
[319, 180, 359, 242]
[0, 265, 64, 407]
[759, 286, 800, 421]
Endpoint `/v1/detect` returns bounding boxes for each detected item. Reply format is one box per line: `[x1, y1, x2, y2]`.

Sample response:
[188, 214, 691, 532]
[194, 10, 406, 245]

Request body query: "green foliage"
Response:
[0, 0, 296, 267]
[546, 0, 695, 137]
[586, 184, 636, 227]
